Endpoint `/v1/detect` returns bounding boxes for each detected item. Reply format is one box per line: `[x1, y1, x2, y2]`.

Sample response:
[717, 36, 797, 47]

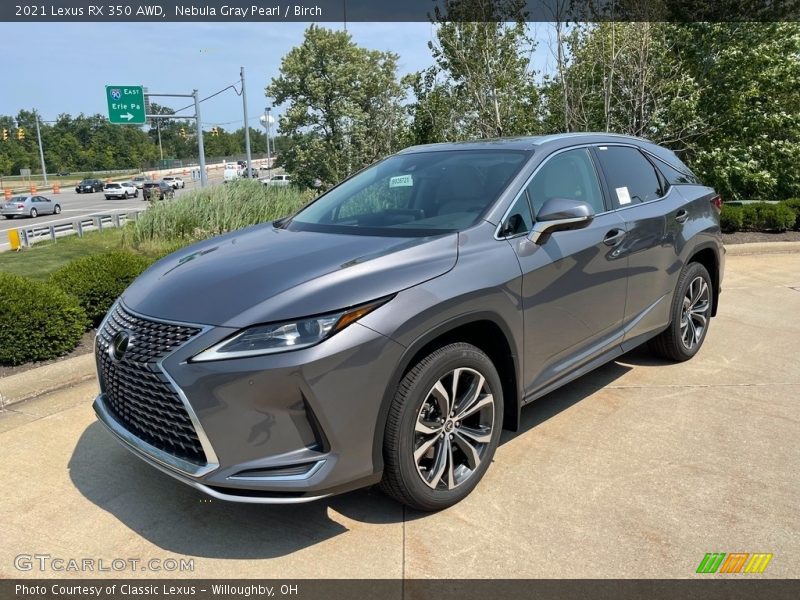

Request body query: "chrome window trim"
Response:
[494, 144, 610, 241]
[94, 300, 220, 479]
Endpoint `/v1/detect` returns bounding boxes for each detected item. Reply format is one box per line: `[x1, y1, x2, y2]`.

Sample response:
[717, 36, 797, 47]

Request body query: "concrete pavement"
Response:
[0, 252, 798, 578]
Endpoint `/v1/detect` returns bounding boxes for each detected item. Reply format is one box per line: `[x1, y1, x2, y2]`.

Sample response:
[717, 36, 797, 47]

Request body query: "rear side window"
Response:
[651, 156, 701, 185]
[595, 146, 664, 207]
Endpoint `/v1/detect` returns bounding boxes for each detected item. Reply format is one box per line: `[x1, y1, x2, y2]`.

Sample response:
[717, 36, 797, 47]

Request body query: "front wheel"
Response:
[650, 262, 713, 361]
[380, 342, 503, 511]
[134, 190, 139, 198]
[53, 204, 61, 214]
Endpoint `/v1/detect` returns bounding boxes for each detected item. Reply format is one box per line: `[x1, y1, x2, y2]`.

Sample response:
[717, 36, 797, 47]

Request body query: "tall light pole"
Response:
[260, 107, 274, 179]
[240, 67, 253, 177]
[34, 110, 48, 186]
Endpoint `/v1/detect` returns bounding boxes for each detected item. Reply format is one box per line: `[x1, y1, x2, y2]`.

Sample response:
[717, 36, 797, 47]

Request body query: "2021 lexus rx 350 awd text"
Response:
[94, 134, 724, 510]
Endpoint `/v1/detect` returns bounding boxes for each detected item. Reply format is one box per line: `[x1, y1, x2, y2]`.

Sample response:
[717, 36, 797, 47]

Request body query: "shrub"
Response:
[781, 199, 800, 230]
[761, 203, 796, 232]
[720, 205, 743, 233]
[0, 273, 87, 366]
[49, 251, 153, 327]
[740, 204, 763, 230]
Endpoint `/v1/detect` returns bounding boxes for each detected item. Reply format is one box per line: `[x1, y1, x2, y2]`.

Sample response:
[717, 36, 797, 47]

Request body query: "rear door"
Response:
[501, 146, 629, 398]
[591, 144, 688, 347]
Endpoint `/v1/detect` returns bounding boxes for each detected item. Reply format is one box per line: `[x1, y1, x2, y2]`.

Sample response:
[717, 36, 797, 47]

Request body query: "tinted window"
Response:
[651, 156, 700, 185]
[595, 146, 663, 206]
[289, 150, 529, 236]
[525, 148, 605, 216]
[501, 192, 534, 237]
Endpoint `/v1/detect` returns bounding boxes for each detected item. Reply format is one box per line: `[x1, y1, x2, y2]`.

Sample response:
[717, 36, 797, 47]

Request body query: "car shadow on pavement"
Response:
[68, 353, 637, 559]
[68, 423, 403, 559]
[501, 357, 634, 444]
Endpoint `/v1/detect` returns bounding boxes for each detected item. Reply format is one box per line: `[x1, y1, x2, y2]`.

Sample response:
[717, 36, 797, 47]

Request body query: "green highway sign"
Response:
[105, 85, 146, 124]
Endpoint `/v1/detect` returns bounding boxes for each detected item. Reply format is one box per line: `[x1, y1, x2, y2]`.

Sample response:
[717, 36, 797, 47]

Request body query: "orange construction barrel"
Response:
[30, 185, 37, 194]
[3, 189, 11, 200]
[53, 183, 60, 194]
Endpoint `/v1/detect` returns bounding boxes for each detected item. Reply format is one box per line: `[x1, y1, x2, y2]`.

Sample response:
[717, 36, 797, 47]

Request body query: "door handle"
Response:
[675, 209, 689, 223]
[603, 229, 626, 246]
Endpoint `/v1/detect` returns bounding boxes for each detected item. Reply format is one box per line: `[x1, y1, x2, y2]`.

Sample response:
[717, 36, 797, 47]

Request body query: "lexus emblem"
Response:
[110, 330, 131, 362]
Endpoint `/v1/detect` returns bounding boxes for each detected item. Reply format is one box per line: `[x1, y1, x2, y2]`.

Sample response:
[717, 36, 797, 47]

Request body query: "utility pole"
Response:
[266, 107, 272, 179]
[34, 110, 48, 186]
[240, 67, 253, 178]
[156, 121, 163, 161]
[193, 90, 208, 187]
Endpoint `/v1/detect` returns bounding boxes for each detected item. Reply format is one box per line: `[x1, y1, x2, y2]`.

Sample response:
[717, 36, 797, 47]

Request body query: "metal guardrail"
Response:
[12, 210, 145, 249]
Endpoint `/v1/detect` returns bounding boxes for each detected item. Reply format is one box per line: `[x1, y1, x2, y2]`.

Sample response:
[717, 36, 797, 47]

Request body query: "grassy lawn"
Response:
[0, 229, 126, 280]
[0, 181, 309, 281]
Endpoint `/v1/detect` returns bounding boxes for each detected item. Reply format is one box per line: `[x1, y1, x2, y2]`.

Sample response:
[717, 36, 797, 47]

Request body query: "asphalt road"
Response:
[0, 171, 225, 251]
[0, 251, 798, 579]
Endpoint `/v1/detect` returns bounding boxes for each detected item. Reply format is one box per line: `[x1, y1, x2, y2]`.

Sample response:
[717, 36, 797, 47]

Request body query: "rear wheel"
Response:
[29, 208, 38, 218]
[380, 343, 503, 511]
[650, 262, 713, 361]
[3, 215, 12, 219]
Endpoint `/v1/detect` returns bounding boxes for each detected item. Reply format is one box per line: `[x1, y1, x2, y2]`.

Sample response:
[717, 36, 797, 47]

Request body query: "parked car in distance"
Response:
[262, 174, 291, 186]
[2, 195, 61, 219]
[93, 133, 724, 511]
[223, 167, 239, 183]
[239, 167, 259, 179]
[142, 181, 175, 201]
[162, 176, 185, 189]
[104, 182, 138, 200]
[75, 178, 105, 193]
[56, 171, 70, 176]
[131, 175, 152, 189]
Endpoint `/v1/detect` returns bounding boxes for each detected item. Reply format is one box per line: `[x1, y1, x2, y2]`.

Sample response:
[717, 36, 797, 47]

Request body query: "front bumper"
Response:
[93, 305, 405, 503]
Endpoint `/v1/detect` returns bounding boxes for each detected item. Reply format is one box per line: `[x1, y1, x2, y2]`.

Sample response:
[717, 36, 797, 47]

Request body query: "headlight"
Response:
[191, 297, 390, 362]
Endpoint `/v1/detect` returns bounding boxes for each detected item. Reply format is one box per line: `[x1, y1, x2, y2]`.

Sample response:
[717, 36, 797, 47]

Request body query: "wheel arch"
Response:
[685, 243, 721, 317]
[371, 312, 521, 475]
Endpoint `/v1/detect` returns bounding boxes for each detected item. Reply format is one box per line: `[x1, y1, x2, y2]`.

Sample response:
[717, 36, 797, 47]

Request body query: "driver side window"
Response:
[525, 148, 605, 217]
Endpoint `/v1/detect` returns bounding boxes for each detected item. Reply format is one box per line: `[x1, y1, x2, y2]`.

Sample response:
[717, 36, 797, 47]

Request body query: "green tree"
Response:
[406, 0, 540, 144]
[267, 25, 405, 189]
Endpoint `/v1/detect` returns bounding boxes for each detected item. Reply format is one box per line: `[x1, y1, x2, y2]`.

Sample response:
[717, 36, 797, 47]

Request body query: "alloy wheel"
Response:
[414, 368, 495, 491]
[680, 276, 710, 350]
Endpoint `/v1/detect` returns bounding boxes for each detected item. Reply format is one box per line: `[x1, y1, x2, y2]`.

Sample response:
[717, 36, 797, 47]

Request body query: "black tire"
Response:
[650, 262, 713, 362]
[53, 204, 61, 214]
[29, 208, 37, 218]
[134, 190, 139, 198]
[3, 215, 13, 219]
[124, 192, 129, 199]
[380, 342, 503, 511]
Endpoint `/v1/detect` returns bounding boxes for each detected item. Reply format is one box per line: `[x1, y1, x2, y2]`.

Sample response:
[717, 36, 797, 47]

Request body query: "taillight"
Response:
[17, 204, 24, 208]
[710, 195, 723, 211]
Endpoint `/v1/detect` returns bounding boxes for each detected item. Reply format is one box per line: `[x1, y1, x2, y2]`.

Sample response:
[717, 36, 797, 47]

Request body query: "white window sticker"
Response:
[616, 186, 632, 205]
[389, 174, 413, 188]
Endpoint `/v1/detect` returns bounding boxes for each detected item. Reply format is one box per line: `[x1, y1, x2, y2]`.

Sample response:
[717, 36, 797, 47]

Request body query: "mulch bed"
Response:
[722, 231, 800, 245]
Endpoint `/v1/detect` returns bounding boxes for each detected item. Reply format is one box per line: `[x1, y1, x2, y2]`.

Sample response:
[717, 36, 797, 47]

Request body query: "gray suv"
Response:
[93, 134, 724, 510]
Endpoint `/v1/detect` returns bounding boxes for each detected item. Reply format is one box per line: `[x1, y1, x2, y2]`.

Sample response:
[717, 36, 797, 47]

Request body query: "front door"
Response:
[502, 147, 629, 398]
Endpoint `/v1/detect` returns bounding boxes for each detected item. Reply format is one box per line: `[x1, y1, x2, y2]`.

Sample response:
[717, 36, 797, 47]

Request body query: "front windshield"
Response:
[287, 149, 530, 236]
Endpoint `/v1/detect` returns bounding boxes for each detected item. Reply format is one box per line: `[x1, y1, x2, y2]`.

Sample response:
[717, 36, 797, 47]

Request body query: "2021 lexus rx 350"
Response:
[93, 134, 724, 510]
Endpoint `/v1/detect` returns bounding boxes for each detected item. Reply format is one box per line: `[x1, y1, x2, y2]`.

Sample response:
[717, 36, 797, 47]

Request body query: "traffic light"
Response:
[1, 128, 7, 141]
[16, 128, 25, 141]
[211, 127, 219, 136]
[180, 127, 187, 139]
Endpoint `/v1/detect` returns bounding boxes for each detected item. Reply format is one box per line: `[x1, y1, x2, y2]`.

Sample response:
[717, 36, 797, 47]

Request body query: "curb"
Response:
[0, 353, 96, 410]
[725, 241, 800, 256]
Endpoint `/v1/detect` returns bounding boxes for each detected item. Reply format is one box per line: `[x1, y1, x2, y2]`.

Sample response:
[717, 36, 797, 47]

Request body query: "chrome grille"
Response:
[96, 303, 206, 464]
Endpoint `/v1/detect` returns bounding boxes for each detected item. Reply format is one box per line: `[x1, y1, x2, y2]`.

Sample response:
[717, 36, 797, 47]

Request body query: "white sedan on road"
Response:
[104, 182, 138, 200]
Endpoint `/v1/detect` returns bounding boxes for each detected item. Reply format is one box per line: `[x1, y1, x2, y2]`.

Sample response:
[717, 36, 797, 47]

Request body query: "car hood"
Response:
[122, 223, 458, 328]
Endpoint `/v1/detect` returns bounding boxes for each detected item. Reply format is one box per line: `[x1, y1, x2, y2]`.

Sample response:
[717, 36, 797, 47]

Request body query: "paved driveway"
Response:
[0, 252, 798, 579]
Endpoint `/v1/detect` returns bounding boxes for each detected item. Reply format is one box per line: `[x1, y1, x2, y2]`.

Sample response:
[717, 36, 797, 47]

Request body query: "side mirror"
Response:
[528, 198, 595, 244]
